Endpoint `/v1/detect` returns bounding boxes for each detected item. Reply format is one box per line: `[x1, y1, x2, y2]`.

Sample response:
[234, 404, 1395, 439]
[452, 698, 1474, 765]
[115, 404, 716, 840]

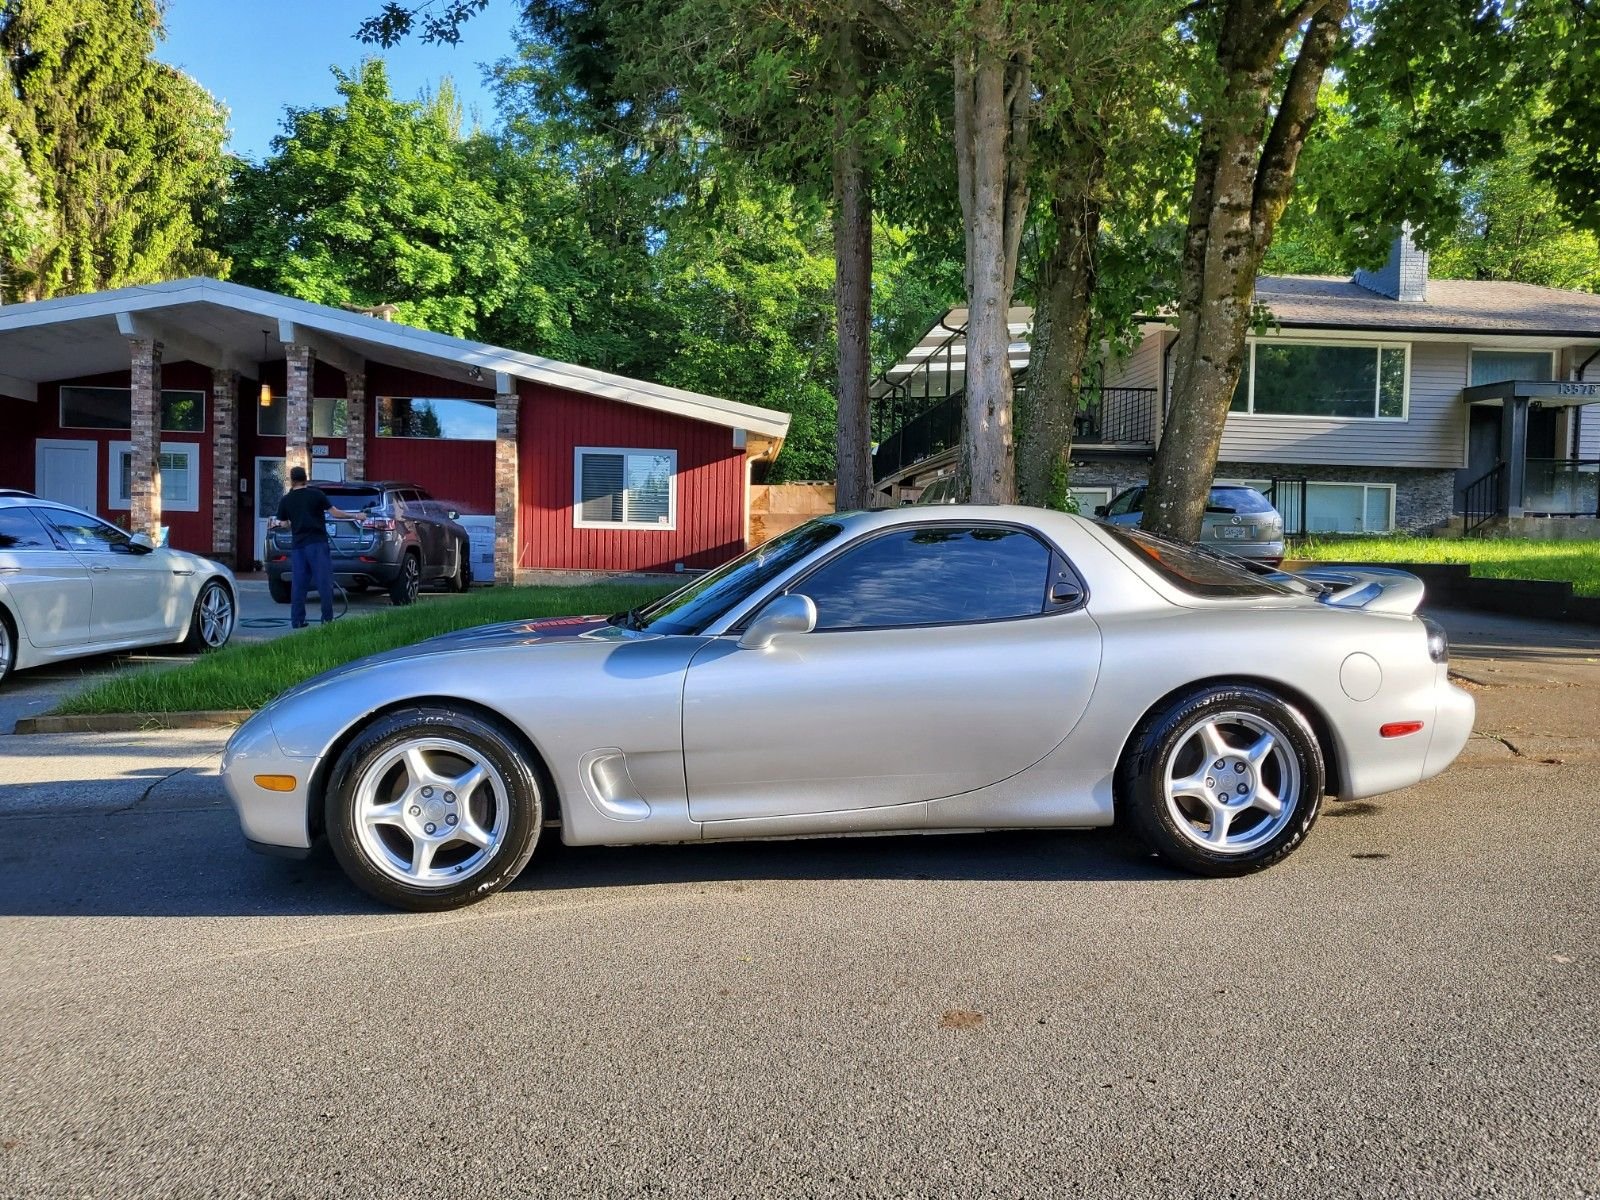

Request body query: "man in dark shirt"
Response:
[272, 466, 357, 628]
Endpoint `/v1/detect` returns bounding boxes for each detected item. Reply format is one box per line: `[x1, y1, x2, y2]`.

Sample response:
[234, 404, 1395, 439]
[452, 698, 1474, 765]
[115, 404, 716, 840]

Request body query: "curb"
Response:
[13, 710, 252, 736]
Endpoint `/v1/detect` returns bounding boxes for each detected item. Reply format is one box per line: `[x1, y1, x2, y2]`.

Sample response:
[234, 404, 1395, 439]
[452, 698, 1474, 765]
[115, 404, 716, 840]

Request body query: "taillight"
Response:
[362, 517, 396, 531]
[1420, 617, 1449, 664]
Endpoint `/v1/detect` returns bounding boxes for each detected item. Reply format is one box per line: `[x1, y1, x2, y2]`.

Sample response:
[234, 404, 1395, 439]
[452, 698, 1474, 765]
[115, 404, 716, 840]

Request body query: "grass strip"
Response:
[1295, 536, 1600, 597]
[54, 582, 672, 716]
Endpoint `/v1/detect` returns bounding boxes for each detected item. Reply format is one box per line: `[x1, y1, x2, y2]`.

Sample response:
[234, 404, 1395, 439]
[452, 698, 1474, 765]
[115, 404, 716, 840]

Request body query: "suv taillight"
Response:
[362, 517, 396, 531]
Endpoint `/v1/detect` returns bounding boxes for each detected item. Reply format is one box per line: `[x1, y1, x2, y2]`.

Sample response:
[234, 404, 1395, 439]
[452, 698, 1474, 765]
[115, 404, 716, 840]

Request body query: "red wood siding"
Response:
[29, 363, 215, 553]
[519, 382, 746, 571]
[364, 364, 495, 514]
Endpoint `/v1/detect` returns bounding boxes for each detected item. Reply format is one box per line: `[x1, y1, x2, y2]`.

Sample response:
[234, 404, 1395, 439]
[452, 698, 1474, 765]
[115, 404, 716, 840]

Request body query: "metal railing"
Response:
[1265, 477, 1308, 540]
[1074, 387, 1158, 447]
[1523, 458, 1600, 517]
[1462, 461, 1506, 536]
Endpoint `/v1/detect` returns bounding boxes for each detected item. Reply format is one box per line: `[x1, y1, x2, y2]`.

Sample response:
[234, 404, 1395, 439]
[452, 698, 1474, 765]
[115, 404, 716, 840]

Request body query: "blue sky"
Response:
[154, 0, 526, 160]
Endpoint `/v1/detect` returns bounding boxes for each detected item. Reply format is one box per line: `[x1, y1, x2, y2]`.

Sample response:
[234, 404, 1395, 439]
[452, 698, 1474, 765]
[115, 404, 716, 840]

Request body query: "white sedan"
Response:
[0, 493, 237, 684]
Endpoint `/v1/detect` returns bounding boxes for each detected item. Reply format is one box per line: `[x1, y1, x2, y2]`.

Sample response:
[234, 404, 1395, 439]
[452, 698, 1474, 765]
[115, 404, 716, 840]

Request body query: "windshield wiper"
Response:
[607, 606, 646, 631]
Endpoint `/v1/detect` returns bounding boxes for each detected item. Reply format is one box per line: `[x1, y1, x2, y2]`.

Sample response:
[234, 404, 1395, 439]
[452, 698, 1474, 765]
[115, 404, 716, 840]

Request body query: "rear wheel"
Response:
[182, 579, 235, 651]
[325, 706, 542, 910]
[267, 574, 290, 605]
[446, 540, 470, 592]
[389, 552, 421, 606]
[0, 608, 15, 687]
[1118, 685, 1323, 876]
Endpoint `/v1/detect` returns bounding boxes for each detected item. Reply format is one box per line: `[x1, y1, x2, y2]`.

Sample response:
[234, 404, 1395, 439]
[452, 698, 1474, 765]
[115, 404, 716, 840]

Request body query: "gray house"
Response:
[872, 236, 1600, 534]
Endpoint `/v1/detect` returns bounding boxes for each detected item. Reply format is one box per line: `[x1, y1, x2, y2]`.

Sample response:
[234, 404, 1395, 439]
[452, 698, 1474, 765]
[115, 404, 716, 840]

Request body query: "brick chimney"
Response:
[1353, 227, 1428, 303]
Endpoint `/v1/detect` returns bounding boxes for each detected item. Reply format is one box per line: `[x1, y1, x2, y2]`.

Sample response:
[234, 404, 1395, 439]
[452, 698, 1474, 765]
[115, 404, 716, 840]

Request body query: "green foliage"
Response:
[0, 0, 229, 299]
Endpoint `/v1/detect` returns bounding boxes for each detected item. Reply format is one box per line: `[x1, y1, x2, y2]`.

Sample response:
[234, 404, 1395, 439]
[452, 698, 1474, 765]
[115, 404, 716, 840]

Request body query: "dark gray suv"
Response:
[266, 480, 472, 607]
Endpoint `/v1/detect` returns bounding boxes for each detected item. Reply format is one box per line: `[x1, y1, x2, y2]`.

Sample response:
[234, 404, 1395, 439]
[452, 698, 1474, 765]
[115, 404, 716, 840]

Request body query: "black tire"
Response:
[182, 578, 235, 652]
[324, 706, 543, 911]
[0, 606, 16, 687]
[1117, 684, 1324, 877]
[268, 574, 290, 605]
[389, 552, 421, 606]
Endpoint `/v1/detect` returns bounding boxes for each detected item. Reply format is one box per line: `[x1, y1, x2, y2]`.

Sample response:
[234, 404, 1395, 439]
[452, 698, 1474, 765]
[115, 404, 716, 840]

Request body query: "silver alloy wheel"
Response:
[403, 556, 420, 601]
[352, 737, 510, 887]
[1163, 710, 1301, 854]
[0, 619, 10, 677]
[198, 583, 234, 647]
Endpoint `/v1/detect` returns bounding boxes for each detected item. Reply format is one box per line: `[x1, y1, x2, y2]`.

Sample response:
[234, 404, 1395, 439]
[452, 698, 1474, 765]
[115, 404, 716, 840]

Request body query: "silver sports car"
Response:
[222, 506, 1474, 911]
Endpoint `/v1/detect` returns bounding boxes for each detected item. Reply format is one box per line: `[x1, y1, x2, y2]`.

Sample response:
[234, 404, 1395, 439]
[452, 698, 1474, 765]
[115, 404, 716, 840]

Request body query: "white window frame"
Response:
[572, 446, 678, 531]
[1068, 486, 1114, 513]
[60, 385, 207, 433]
[1221, 477, 1396, 533]
[107, 440, 201, 513]
[1233, 339, 1411, 422]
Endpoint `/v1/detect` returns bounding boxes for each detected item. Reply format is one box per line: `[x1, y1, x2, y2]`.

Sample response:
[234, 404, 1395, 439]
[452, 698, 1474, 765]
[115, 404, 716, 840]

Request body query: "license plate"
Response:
[1217, 526, 1247, 539]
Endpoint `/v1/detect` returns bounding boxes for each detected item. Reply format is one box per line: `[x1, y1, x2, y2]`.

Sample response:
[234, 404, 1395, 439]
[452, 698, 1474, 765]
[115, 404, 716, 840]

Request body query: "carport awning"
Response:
[1462, 378, 1600, 408]
[0, 277, 791, 440]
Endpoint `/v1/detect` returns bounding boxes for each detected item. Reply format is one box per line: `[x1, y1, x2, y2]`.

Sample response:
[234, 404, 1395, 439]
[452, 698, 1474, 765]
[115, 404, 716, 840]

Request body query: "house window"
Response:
[257, 396, 348, 438]
[574, 448, 677, 529]
[1230, 343, 1408, 419]
[1068, 486, 1114, 513]
[60, 386, 205, 432]
[109, 442, 201, 513]
[375, 396, 494, 440]
[1225, 478, 1395, 534]
[1469, 349, 1554, 387]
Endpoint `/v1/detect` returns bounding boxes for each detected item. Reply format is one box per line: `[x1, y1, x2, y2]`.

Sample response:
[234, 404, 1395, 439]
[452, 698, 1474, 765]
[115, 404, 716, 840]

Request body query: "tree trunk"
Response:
[1018, 185, 1101, 508]
[832, 26, 874, 512]
[953, 3, 1029, 505]
[1142, 0, 1348, 540]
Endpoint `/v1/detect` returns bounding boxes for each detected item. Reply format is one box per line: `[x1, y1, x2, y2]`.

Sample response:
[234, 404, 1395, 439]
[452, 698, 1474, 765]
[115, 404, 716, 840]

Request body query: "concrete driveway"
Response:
[0, 607, 1595, 1197]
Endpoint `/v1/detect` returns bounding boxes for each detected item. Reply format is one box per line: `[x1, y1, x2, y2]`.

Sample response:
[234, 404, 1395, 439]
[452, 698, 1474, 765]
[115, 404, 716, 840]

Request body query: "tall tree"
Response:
[0, 124, 47, 302]
[0, 0, 227, 299]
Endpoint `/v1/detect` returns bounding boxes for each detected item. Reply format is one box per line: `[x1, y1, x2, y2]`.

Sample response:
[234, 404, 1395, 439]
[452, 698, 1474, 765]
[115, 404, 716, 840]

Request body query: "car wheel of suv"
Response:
[325, 705, 543, 910]
[182, 579, 235, 651]
[1118, 684, 1323, 877]
[389, 552, 421, 606]
[0, 608, 15, 687]
[268, 574, 290, 605]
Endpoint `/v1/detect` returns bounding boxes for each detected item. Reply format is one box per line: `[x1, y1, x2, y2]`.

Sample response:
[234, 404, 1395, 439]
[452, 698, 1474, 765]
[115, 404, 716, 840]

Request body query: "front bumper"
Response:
[220, 708, 319, 851]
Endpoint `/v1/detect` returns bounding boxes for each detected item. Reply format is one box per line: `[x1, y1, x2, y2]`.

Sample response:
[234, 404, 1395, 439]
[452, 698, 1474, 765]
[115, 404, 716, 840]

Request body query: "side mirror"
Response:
[446, 509, 460, 521]
[1092, 505, 1107, 518]
[128, 532, 156, 554]
[738, 593, 817, 651]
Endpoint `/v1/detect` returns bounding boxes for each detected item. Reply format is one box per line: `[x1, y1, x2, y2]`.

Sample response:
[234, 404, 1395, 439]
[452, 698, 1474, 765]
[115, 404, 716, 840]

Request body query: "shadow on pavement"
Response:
[0, 806, 1177, 919]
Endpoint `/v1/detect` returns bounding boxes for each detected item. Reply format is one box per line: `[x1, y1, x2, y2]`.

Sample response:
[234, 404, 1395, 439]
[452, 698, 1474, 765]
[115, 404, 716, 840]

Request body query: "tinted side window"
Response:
[1106, 488, 1142, 517]
[41, 510, 133, 554]
[793, 525, 1052, 631]
[0, 508, 58, 549]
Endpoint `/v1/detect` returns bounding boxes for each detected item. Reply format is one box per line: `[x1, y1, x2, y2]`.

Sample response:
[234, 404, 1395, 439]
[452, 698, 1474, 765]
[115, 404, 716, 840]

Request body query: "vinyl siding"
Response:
[1216, 339, 1469, 469]
[1103, 328, 1165, 391]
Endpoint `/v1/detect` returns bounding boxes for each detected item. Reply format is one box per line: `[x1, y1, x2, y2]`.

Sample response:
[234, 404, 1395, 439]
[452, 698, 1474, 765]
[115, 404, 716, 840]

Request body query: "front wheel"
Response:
[183, 579, 235, 651]
[325, 707, 543, 910]
[1118, 685, 1324, 876]
[446, 540, 471, 593]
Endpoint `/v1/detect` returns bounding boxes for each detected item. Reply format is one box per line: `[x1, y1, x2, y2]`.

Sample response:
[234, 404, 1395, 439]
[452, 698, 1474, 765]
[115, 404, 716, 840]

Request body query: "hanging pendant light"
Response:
[258, 330, 273, 406]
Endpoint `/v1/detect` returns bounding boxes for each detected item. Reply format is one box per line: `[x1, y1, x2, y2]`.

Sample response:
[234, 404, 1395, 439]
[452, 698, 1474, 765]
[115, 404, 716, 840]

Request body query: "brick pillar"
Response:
[210, 369, 238, 565]
[344, 369, 367, 481]
[495, 388, 520, 585]
[285, 343, 314, 479]
[128, 337, 163, 540]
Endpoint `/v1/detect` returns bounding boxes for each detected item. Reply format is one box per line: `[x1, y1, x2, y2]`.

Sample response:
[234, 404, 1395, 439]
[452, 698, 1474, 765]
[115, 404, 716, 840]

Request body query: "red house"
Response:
[0, 279, 790, 581]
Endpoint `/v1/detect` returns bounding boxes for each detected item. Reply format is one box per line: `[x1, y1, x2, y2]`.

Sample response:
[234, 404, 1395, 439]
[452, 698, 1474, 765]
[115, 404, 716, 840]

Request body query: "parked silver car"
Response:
[224, 506, 1472, 910]
[1097, 484, 1286, 563]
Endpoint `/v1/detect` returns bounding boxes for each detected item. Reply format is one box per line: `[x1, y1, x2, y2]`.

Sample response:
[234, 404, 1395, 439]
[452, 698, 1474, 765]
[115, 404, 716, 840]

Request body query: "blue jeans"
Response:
[289, 540, 335, 627]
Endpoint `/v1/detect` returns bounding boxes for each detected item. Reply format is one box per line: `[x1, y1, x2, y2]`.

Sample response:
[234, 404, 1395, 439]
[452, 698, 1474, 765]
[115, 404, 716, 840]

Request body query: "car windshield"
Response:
[1100, 524, 1298, 599]
[1207, 487, 1275, 515]
[619, 518, 847, 635]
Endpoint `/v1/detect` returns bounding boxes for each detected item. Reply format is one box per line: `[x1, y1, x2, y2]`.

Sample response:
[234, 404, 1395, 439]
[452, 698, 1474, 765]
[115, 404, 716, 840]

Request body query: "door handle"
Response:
[1050, 580, 1084, 606]
[90, 564, 111, 573]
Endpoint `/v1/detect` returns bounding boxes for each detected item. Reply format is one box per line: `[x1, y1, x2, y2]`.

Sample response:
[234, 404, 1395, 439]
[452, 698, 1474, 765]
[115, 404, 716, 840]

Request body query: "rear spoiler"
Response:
[1295, 566, 1425, 614]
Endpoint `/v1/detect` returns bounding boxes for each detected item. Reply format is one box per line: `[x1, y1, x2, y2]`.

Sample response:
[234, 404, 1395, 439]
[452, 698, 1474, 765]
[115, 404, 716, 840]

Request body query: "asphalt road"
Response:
[1, 749, 1595, 1198]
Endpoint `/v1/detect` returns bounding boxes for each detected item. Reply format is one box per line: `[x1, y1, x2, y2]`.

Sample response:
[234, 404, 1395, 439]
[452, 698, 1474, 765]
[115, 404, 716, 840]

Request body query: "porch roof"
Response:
[0, 278, 791, 441]
[1461, 378, 1600, 407]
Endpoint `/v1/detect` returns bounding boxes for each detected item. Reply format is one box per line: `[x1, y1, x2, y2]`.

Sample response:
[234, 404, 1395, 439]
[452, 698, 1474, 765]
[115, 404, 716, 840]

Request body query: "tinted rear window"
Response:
[319, 487, 385, 509]
[1208, 487, 1274, 514]
[1101, 525, 1294, 598]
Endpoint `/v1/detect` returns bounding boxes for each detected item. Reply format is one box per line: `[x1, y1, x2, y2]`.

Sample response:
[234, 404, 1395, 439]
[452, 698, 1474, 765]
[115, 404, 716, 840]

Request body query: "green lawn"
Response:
[55, 582, 674, 717]
[1295, 537, 1600, 597]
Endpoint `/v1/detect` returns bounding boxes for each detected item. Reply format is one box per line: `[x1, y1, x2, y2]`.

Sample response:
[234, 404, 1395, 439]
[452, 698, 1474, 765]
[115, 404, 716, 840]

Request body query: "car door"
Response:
[36, 507, 180, 643]
[681, 522, 1103, 824]
[0, 506, 94, 650]
[409, 489, 449, 575]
